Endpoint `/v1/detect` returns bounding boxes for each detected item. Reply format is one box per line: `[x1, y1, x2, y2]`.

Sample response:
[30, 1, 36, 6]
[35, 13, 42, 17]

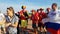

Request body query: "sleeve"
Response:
[42, 12, 47, 18]
[15, 16, 19, 23]
[36, 13, 39, 20]
[5, 15, 10, 23]
[48, 11, 52, 18]
[19, 11, 23, 16]
[42, 18, 50, 23]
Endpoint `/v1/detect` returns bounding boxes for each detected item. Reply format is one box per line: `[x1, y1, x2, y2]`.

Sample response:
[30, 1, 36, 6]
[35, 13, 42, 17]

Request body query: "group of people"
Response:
[0, 3, 60, 34]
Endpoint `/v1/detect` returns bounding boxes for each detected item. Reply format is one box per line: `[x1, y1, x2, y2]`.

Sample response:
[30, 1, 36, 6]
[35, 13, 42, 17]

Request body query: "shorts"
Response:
[21, 20, 28, 28]
[38, 22, 44, 28]
[32, 23, 37, 29]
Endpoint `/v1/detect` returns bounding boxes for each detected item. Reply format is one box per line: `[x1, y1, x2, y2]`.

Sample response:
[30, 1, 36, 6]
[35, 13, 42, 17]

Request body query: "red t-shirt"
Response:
[38, 13, 42, 21]
[31, 12, 39, 23]
[19, 10, 27, 20]
[39, 12, 47, 19]
[38, 12, 47, 22]
[35, 12, 39, 21]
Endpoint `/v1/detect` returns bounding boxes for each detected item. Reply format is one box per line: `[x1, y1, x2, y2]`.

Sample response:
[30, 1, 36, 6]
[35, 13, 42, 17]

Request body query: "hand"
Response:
[5, 23, 11, 27]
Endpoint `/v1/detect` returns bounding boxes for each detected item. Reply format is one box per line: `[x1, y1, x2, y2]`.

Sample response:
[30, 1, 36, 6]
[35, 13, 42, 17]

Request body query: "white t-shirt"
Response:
[42, 18, 50, 23]
[48, 9, 60, 24]
[0, 13, 5, 22]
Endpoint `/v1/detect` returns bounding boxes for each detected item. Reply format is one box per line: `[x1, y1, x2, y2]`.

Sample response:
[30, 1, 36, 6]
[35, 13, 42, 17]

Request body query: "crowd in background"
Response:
[0, 3, 59, 34]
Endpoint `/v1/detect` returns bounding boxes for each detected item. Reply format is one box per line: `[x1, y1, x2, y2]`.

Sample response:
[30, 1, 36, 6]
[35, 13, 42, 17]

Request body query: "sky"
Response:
[0, 0, 60, 13]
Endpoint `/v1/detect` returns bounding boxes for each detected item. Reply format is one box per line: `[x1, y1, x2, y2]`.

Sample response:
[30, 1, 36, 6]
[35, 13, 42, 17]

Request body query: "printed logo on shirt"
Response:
[51, 12, 56, 16]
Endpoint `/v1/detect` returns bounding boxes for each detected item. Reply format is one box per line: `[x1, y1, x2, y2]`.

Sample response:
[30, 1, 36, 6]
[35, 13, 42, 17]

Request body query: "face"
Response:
[7, 9, 14, 17]
[32, 12, 35, 14]
[32, 11, 35, 15]
[22, 6, 26, 9]
[38, 11, 40, 13]
[47, 9, 50, 12]
[52, 5, 57, 10]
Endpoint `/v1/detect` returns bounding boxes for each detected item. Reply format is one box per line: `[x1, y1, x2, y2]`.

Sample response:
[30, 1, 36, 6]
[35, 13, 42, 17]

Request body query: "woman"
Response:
[0, 11, 6, 34]
[5, 7, 18, 34]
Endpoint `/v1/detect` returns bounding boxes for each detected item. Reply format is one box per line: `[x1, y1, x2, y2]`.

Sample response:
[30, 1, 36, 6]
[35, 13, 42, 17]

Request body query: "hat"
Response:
[40, 8, 44, 10]
[31, 10, 36, 12]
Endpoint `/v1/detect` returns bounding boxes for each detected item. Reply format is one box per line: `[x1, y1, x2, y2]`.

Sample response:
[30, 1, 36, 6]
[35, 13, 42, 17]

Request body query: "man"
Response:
[0, 11, 6, 34]
[46, 8, 51, 14]
[45, 3, 60, 34]
[19, 6, 29, 34]
[15, 12, 20, 34]
[37, 8, 47, 33]
[31, 10, 39, 34]
[5, 7, 18, 34]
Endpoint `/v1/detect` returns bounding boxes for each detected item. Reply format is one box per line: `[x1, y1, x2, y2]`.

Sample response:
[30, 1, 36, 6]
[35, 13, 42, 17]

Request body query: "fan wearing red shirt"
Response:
[19, 6, 29, 32]
[46, 8, 51, 14]
[31, 10, 39, 34]
[37, 8, 47, 32]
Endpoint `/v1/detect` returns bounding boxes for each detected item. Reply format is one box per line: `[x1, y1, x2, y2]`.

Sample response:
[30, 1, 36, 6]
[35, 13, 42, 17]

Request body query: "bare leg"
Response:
[0, 29, 1, 34]
[3, 28, 6, 34]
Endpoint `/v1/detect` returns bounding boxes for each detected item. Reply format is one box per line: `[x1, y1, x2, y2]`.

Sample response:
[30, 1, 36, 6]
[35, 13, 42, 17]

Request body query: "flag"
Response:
[45, 22, 60, 34]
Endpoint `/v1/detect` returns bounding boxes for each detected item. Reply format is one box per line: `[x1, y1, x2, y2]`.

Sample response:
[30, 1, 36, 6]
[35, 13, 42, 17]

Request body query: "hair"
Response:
[31, 10, 36, 12]
[7, 7, 14, 14]
[52, 3, 57, 7]
[37, 9, 40, 12]
[21, 6, 23, 9]
[21, 6, 26, 9]
[46, 8, 50, 11]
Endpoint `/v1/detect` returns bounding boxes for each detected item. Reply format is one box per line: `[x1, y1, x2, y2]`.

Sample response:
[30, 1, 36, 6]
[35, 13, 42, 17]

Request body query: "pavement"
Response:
[18, 19, 51, 34]
[1, 19, 51, 34]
